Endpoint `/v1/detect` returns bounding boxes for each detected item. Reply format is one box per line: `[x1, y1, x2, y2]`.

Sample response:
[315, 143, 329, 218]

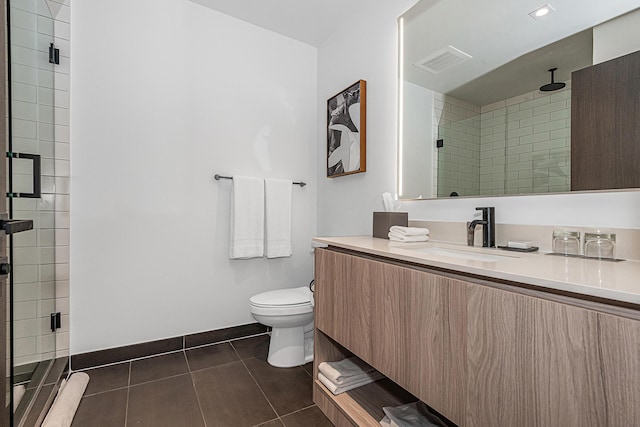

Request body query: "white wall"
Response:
[400, 81, 434, 199]
[402, 190, 640, 228]
[70, 0, 317, 354]
[317, 0, 418, 236]
[317, 1, 640, 236]
[593, 8, 640, 64]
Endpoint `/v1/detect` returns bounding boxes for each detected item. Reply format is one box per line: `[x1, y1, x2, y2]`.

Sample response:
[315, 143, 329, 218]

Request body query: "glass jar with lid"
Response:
[583, 232, 616, 259]
[552, 230, 580, 255]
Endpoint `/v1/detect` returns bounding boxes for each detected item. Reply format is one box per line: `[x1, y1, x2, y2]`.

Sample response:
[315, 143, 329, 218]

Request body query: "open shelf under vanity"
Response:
[312, 328, 454, 426]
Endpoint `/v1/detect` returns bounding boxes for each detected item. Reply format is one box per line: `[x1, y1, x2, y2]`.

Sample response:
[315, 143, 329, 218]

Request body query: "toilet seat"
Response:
[250, 286, 313, 316]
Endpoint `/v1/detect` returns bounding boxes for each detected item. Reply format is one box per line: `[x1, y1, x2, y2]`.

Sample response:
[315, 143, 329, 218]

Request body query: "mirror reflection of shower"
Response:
[398, 0, 640, 200]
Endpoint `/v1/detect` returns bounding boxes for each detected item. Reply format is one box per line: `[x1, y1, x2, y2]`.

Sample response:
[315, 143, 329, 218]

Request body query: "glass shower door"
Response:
[8, 0, 58, 420]
[436, 96, 484, 197]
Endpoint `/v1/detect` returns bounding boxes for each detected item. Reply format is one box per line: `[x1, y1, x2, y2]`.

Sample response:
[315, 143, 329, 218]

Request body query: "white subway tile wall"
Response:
[434, 84, 571, 197]
[494, 84, 571, 195]
[8, 0, 71, 367]
[434, 95, 482, 197]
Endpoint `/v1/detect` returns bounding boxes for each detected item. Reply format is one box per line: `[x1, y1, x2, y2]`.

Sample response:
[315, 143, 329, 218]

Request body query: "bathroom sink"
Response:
[408, 246, 518, 262]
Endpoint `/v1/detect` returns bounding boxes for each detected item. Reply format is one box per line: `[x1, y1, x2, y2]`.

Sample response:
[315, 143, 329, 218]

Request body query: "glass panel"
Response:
[8, 0, 57, 419]
[436, 95, 486, 197]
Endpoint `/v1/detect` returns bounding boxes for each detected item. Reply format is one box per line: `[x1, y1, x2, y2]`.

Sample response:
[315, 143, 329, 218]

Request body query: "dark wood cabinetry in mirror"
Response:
[571, 50, 640, 191]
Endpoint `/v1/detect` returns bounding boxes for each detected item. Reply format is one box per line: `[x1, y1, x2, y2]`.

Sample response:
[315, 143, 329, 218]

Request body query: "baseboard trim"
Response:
[70, 323, 267, 370]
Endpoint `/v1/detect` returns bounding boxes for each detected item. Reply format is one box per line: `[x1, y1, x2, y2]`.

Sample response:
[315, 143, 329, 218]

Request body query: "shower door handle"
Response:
[0, 257, 9, 299]
[0, 257, 10, 278]
[6, 152, 42, 198]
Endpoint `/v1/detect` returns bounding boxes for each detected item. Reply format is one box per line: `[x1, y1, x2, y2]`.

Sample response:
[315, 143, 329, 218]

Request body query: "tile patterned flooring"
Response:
[72, 334, 333, 427]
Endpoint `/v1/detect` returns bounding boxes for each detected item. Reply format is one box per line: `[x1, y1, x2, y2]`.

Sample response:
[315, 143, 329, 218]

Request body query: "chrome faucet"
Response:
[467, 207, 495, 247]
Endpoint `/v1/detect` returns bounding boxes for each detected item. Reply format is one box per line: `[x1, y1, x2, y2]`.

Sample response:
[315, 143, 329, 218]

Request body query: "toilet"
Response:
[249, 286, 314, 368]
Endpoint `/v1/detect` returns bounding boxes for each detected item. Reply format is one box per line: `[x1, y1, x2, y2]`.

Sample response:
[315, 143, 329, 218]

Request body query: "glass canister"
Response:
[552, 231, 580, 255]
[583, 232, 616, 259]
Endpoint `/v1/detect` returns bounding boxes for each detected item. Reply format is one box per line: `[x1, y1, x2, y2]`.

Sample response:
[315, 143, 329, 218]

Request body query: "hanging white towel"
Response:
[265, 178, 293, 258]
[229, 176, 264, 259]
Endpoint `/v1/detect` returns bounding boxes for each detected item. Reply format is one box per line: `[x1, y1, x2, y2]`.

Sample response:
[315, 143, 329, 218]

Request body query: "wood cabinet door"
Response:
[466, 284, 639, 427]
[466, 284, 535, 427]
[315, 249, 373, 361]
[530, 297, 606, 426]
[597, 312, 640, 426]
[370, 264, 466, 425]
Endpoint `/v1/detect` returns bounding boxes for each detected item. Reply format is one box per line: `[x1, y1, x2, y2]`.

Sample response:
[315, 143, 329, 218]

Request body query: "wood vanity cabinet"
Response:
[313, 247, 640, 427]
[315, 248, 466, 424]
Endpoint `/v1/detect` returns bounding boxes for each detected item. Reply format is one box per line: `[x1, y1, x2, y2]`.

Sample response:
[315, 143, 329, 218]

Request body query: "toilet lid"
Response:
[250, 286, 311, 307]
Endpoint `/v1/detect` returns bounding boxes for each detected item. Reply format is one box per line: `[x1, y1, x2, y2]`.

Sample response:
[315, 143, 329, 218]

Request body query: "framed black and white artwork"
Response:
[327, 80, 366, 178]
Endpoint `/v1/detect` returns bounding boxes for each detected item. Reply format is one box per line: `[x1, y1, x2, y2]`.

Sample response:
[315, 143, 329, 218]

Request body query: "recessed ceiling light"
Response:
[529, 4, 555, 19]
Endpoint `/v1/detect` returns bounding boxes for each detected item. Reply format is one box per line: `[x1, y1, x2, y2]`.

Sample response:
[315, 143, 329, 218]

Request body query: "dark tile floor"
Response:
[71, 334, 333, 427]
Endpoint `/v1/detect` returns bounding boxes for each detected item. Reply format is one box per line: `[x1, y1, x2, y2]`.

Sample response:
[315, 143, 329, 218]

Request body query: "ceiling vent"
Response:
[414, 46, 473, 74]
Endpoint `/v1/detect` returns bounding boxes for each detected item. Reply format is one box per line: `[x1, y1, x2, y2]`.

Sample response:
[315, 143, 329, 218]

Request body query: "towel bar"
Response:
[214, 174, 306, 187]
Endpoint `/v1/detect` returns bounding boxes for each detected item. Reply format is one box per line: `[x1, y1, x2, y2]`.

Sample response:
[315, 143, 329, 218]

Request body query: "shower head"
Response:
[540, 68, 566, 92]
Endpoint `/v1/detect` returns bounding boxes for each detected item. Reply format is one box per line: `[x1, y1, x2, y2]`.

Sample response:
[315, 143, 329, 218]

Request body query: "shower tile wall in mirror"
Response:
[435, 84, 571, 198]
[399, 0, 640, 199]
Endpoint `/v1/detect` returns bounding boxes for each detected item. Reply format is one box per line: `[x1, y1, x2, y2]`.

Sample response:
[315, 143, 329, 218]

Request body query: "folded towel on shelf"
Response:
[389, 226, 430, 236]
[318, 372, 384, 395]
[318, 357, 378, 385]
[388, 232, 429, 243]
[229, 176, 264, 259]
[265, 178, 293, 258]
[380, 401, 447, 427]
[320, 370, 380, 386]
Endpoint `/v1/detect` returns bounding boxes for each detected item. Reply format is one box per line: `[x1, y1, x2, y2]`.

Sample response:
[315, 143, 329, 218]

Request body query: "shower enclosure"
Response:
[435, 87, 571, 198]
[6, 0, 71, 425]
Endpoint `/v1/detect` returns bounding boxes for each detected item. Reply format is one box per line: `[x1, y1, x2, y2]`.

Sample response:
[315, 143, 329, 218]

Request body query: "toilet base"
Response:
[304, 335, 314, 364]
[267, 326, 314, 368]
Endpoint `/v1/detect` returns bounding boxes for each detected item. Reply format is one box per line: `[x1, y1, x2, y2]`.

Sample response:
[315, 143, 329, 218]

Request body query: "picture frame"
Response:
[327, 80, 366, 177]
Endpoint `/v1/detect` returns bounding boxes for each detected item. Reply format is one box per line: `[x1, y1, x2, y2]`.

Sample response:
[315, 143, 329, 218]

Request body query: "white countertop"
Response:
[312, 236, 640, 306]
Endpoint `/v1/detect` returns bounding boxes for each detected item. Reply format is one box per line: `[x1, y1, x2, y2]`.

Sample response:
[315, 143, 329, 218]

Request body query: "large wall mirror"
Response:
[399, 0, 640, 199]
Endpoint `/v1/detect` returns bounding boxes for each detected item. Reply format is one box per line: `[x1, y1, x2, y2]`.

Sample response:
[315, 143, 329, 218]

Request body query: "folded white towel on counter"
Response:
[389, 226, 430, 236]
[265, 178, 293, 258]
[318, 372, 384, 395]
[318, 357, 378, 384]
[388, 232, 429, 242]
[380, 401, 447, 427]
[229, 176, 264, 259]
